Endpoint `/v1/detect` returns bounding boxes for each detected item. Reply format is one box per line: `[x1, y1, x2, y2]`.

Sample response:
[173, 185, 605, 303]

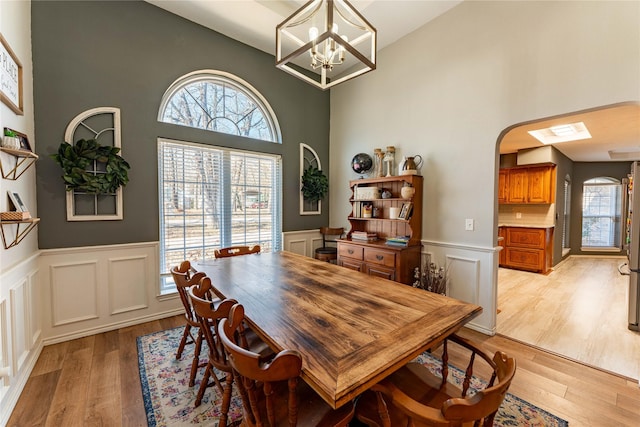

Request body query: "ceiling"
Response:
[500, 103, 640, 162]
[146, 1, 640, 162]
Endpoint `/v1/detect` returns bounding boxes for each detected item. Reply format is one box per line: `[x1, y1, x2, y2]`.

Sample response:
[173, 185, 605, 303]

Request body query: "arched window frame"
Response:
[158, 69, 282, 144]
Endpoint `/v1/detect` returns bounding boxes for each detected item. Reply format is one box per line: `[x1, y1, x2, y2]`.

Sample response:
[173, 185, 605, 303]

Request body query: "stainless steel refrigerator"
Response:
[624, 161, 640, 331]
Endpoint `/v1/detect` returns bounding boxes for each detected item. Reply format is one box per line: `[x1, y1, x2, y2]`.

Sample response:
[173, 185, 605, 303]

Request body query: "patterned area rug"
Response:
[137, 327, 568, 427]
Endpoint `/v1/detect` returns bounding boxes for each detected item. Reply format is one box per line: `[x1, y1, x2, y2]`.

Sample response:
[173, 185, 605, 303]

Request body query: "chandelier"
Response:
[276, 0, 377, 90]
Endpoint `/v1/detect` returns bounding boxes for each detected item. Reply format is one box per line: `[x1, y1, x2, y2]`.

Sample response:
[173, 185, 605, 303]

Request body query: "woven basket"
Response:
[1, 211, 31, 221]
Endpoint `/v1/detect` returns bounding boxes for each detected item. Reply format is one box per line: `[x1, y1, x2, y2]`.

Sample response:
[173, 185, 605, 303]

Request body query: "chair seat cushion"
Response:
[315, 247, 338, 255]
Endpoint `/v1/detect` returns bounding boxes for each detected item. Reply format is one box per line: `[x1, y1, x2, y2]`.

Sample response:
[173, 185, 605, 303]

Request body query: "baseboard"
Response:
[0, 340, 43, 427]
[43, 308, 183, 345]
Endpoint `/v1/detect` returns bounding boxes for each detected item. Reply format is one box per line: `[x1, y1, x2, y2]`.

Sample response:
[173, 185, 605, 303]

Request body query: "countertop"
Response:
[498, 224, 554, 228]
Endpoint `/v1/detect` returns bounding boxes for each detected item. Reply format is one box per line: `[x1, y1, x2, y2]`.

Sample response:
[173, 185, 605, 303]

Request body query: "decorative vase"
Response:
[401, 185, 415, 199]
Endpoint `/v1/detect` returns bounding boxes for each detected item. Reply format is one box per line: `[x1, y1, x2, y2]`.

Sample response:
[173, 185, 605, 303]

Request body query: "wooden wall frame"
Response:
[64, 107, 123, 221]
[299, 143, 322, 215]
[0, 33, 24, 115]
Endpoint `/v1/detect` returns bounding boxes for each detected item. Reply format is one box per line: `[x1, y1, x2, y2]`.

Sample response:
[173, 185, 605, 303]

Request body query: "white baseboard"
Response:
[43, 308, 184, 345]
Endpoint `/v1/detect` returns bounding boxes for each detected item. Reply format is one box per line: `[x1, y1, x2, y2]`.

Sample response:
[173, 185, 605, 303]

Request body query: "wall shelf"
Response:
[0, 218, 40, 249]
[0, 147, 38, 180]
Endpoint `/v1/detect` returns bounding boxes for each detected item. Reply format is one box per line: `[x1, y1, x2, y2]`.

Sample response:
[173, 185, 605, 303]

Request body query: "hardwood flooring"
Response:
[497, 256, 640, 381]
[8, 311, 640, 426]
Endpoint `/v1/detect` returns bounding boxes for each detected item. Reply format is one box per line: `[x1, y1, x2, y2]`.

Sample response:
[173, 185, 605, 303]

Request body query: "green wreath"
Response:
[301, 166, 329, 202]
[51, 138, 130, 194]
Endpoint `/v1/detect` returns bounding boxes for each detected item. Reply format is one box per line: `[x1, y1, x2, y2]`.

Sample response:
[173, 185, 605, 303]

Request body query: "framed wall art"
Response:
[0, 33, 23, 115]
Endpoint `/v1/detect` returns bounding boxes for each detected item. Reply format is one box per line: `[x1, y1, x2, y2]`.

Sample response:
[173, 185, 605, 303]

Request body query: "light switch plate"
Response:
[465, 218, 474, 231]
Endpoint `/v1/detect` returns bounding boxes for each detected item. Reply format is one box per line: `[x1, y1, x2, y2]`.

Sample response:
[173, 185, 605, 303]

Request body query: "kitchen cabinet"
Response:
[498, 227, 506, 266]
[500, 226, 553, 274]
[499, 164, 556, 204]
[337, 175, 422, 285]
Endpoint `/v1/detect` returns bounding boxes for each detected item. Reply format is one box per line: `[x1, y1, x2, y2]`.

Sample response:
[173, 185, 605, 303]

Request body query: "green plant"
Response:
[4, 129, 16, 137]
[51, 138, 130, 194]
[301, 166, 328, 202]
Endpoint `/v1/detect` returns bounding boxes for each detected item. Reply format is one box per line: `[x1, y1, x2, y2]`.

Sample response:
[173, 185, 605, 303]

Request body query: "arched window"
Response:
[158, 70, 281, 143]
[581, 177, 623, 249]
[157, 71, 282, 294]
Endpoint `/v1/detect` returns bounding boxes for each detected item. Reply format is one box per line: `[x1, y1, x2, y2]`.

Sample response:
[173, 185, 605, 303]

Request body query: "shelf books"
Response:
[351, 231, 378, 242]
[385, 236, 410, 247]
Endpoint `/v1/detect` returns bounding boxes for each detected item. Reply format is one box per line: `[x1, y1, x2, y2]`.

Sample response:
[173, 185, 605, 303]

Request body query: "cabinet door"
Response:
[365, 264, 396, 281]
[498, 170, 509, 203]
[507, 169, 527, 203]
[527, 166, 554, 204]
[498, 227, 506, 266]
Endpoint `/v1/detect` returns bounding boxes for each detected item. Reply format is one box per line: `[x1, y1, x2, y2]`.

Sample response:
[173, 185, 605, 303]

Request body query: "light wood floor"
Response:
[7, 314, 640, 426]
[497, 256, 640, 381]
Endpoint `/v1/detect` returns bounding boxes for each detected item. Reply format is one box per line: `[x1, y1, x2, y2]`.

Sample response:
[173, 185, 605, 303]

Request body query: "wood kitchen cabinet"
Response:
[499, 164, 556, 204]
[337, 175, 422, 285]
[501, 226, 553, 274]
[498, 227, 506, 266]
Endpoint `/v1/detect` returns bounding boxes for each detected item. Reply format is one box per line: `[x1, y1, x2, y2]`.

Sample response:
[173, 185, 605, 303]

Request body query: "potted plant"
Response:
[301, 166, 328, 202]
[2, 128, 20, 149]
[51, 138, 130, 194]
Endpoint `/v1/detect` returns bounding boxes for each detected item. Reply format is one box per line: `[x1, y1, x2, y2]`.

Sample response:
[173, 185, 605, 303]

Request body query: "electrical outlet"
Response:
[465, 218, 474, 231]
[516, 212, 522, 219]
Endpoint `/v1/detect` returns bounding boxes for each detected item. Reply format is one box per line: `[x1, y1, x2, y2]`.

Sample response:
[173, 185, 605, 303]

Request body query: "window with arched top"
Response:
[581, 177, 623, 249]
[157, 71, 283, 294]
[158, 70, 281, 143]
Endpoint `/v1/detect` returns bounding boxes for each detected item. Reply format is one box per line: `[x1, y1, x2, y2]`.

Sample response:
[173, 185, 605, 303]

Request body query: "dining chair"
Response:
[170, 260, 219, 387]
[214, 245, 261, 258]
[218, 302, 355, 427]
[315, 227, 344, 263]
[355, 334, 516, 427]
[188, 277, 273, 424]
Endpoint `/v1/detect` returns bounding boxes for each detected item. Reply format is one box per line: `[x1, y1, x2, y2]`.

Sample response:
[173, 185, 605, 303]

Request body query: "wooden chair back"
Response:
[219, 303, 354, 427]
[315, 227, 344, 262]
[320, 227, 343, 247]
[170, 260, 206, 327]
[189, 277, 237, 372]
[214, 245, 261, 258]
[356, 334, 516, 427]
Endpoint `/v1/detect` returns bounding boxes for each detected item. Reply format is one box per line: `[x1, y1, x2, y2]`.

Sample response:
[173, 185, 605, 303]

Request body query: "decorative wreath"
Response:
[301, 166, 329, 202]
[51, 138, 130, 194]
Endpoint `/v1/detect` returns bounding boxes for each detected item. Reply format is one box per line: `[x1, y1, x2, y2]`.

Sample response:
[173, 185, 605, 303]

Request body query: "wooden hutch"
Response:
[337, 175, 422, 285]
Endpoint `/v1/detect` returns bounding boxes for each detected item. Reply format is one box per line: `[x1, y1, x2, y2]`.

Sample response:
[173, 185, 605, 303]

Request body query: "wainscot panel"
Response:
[421, 240, 500, 335]
[0, 254, 42, 427]
[283, 229, 325, 258]
[39, 242, 181, 345]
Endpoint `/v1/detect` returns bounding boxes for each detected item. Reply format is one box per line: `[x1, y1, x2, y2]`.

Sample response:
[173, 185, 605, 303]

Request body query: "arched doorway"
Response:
[494, 102, 640, 380]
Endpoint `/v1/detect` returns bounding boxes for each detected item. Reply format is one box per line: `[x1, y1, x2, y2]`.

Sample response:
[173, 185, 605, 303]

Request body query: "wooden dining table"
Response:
[194, 251, 482, 409]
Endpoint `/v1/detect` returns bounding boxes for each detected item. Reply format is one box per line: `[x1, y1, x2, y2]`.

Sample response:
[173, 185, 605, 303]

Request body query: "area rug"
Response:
[137, 327, 569, 427]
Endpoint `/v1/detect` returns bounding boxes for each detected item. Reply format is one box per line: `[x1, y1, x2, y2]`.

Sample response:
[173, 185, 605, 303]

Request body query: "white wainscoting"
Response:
[39, 242, 182, 345]
[421, 239, 501, 335]
[0, 253, 41, 427]
[283, 229, 323, 258]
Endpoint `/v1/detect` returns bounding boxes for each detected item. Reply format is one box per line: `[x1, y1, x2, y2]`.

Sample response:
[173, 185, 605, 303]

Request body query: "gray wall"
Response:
[32, 0, 330, 249]
[549, 148, 574, 265]
[570, 162, 631, 256]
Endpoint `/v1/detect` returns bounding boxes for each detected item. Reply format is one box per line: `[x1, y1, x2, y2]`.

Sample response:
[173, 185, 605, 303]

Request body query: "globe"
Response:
[351, 153, 373, 175]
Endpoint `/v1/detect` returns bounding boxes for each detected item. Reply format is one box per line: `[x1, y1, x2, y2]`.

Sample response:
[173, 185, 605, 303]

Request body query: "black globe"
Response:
[351, 153, 373, 175]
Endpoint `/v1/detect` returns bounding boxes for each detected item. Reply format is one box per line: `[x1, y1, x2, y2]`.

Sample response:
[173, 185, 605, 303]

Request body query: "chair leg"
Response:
[218, 373, 234, 427]
[195, 362, 212, 407]
[176, 324, 191, 360]
[189, 329, 203, 387]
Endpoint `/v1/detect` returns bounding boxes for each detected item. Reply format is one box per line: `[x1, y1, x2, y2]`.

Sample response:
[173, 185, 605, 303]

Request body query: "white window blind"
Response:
[581, 177, 622, 249]
[158, 139, 282, 294]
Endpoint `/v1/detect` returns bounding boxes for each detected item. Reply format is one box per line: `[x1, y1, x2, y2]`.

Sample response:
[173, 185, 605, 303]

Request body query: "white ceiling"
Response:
[145, 0, 640, 162]
[145, 0, 463, 55]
